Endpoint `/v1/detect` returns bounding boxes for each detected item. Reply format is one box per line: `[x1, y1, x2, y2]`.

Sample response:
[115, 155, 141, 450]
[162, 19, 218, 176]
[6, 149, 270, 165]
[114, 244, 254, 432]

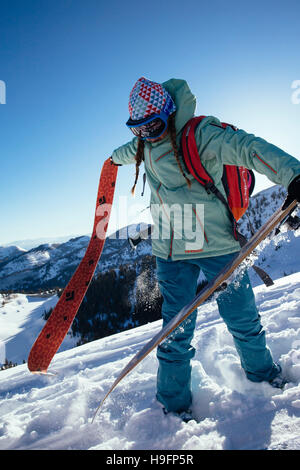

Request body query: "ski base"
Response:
[28, 158, 118, 374]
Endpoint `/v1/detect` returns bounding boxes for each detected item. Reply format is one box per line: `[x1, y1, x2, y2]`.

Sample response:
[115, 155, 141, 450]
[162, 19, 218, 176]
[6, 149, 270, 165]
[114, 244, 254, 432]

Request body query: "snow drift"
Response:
[0, 272, 299, 450]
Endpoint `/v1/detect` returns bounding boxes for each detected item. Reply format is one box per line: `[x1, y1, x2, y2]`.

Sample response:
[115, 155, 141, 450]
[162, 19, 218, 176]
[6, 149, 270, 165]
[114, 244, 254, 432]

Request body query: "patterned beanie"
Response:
[128, 77, 176, 123]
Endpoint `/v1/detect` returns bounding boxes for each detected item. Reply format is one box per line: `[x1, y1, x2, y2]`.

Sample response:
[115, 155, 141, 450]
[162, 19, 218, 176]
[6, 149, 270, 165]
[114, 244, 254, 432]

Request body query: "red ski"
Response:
[28, 157, 119, 373]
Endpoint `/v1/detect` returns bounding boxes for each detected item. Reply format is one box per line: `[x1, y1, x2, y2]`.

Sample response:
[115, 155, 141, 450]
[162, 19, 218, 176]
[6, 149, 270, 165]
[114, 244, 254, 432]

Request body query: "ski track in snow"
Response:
[0, 273, 300, 450]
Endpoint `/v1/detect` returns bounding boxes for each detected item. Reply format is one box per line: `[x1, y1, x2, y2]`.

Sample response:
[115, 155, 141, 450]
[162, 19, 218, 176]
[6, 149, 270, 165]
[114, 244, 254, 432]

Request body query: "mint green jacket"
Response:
[112, 79, 300, 260]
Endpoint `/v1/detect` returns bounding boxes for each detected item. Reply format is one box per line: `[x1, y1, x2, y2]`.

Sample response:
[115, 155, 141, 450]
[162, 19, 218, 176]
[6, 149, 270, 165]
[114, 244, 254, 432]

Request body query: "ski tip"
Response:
[29, 368, 57, 377]
[91, 398, 106, 424]
[27, 350, 52, 375]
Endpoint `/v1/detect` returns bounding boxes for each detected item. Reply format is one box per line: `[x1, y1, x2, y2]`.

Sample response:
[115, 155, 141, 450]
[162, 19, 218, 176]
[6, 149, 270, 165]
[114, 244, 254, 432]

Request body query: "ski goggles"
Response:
[126, 112, 169, 140]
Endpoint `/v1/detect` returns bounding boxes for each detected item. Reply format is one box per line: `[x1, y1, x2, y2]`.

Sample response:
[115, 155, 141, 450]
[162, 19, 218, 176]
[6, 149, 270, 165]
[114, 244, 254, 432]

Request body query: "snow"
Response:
[0, 245, 26, 263]
[248, 227, 300, 288]
[0, 273, 299, 450]
[0, 294, 76, 365]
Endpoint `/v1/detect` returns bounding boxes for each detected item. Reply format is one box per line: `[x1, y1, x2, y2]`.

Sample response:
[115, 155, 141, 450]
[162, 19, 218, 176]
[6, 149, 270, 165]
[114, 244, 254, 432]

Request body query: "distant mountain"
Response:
[2, 235, 85, 251]
[228, 184, 300, 284]
[0, 245, 26, 264]
[238, 184, 288, 236]
[0, 225, 152, 292]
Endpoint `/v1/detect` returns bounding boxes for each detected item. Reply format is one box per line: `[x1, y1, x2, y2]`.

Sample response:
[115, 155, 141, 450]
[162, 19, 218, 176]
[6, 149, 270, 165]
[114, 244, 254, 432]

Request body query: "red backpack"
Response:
[181, 116, 255, 241]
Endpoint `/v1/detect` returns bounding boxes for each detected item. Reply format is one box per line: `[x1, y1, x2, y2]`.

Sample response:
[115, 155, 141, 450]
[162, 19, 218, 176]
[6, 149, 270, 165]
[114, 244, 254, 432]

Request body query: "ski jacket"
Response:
[111, 79, 300, 260]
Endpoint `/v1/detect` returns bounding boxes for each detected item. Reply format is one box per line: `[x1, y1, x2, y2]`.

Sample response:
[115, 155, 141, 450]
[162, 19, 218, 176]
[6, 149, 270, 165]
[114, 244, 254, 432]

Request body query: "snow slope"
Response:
[0, 273, 299, 450]
[0, 245, 26, 264]
[0, 294, 75, 366]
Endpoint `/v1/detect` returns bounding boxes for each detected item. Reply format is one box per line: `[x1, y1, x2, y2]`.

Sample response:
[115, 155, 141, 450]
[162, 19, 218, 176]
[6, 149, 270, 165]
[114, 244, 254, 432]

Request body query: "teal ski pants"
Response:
[156, 252, 279, 413]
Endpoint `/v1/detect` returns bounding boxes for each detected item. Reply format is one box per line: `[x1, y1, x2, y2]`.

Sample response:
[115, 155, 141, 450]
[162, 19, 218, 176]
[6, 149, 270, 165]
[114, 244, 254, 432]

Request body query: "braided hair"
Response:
[131, 113, 191, 195]
[168, 113, 191, 189]
[131, 138, 145, 195]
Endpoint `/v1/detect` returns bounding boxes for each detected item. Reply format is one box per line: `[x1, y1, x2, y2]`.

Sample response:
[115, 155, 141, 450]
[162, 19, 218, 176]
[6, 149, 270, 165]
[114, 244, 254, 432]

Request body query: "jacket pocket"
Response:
[149, 149, 189, 190]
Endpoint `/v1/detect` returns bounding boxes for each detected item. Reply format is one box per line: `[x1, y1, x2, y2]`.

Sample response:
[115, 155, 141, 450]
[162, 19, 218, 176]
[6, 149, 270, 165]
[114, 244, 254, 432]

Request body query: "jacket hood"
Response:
[162, 78, 196, 134]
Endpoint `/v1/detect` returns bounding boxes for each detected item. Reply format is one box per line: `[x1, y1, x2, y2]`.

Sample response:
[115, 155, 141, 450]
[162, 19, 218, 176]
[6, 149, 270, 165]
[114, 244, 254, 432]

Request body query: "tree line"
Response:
[44, 255, 164, 346]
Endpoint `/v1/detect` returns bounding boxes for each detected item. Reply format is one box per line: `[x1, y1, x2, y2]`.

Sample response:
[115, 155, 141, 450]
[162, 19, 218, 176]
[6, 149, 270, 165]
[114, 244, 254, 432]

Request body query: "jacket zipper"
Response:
[156, 183, 174, 258]
[149, 148, 175, 257]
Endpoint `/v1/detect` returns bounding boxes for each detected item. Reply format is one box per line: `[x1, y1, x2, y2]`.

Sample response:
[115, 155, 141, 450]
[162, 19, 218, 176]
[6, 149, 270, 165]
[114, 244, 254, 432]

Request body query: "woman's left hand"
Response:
[283, 175, 300, 209]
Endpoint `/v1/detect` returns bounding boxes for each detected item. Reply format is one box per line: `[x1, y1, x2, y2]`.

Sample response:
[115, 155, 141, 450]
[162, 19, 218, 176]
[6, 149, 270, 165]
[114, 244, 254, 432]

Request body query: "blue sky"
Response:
[1, 0, 299, 245]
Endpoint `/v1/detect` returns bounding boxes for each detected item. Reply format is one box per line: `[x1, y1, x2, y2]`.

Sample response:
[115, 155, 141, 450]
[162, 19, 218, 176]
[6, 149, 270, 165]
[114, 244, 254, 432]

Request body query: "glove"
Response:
[109, 156, 122, 166]
[282, 175, 300, 210]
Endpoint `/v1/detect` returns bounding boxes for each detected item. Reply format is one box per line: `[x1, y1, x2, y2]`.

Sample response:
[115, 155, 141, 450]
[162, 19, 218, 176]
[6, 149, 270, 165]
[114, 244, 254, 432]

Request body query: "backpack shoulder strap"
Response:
[181, 115, 239, 240]
[181, 116, 230, 201]
[180, 116, 272, 287]
[181, 116, 214, 187]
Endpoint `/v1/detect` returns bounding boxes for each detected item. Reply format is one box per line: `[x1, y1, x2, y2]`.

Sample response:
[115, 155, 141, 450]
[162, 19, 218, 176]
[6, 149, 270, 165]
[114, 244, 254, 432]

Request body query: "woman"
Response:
[111, 77, 300, 419]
